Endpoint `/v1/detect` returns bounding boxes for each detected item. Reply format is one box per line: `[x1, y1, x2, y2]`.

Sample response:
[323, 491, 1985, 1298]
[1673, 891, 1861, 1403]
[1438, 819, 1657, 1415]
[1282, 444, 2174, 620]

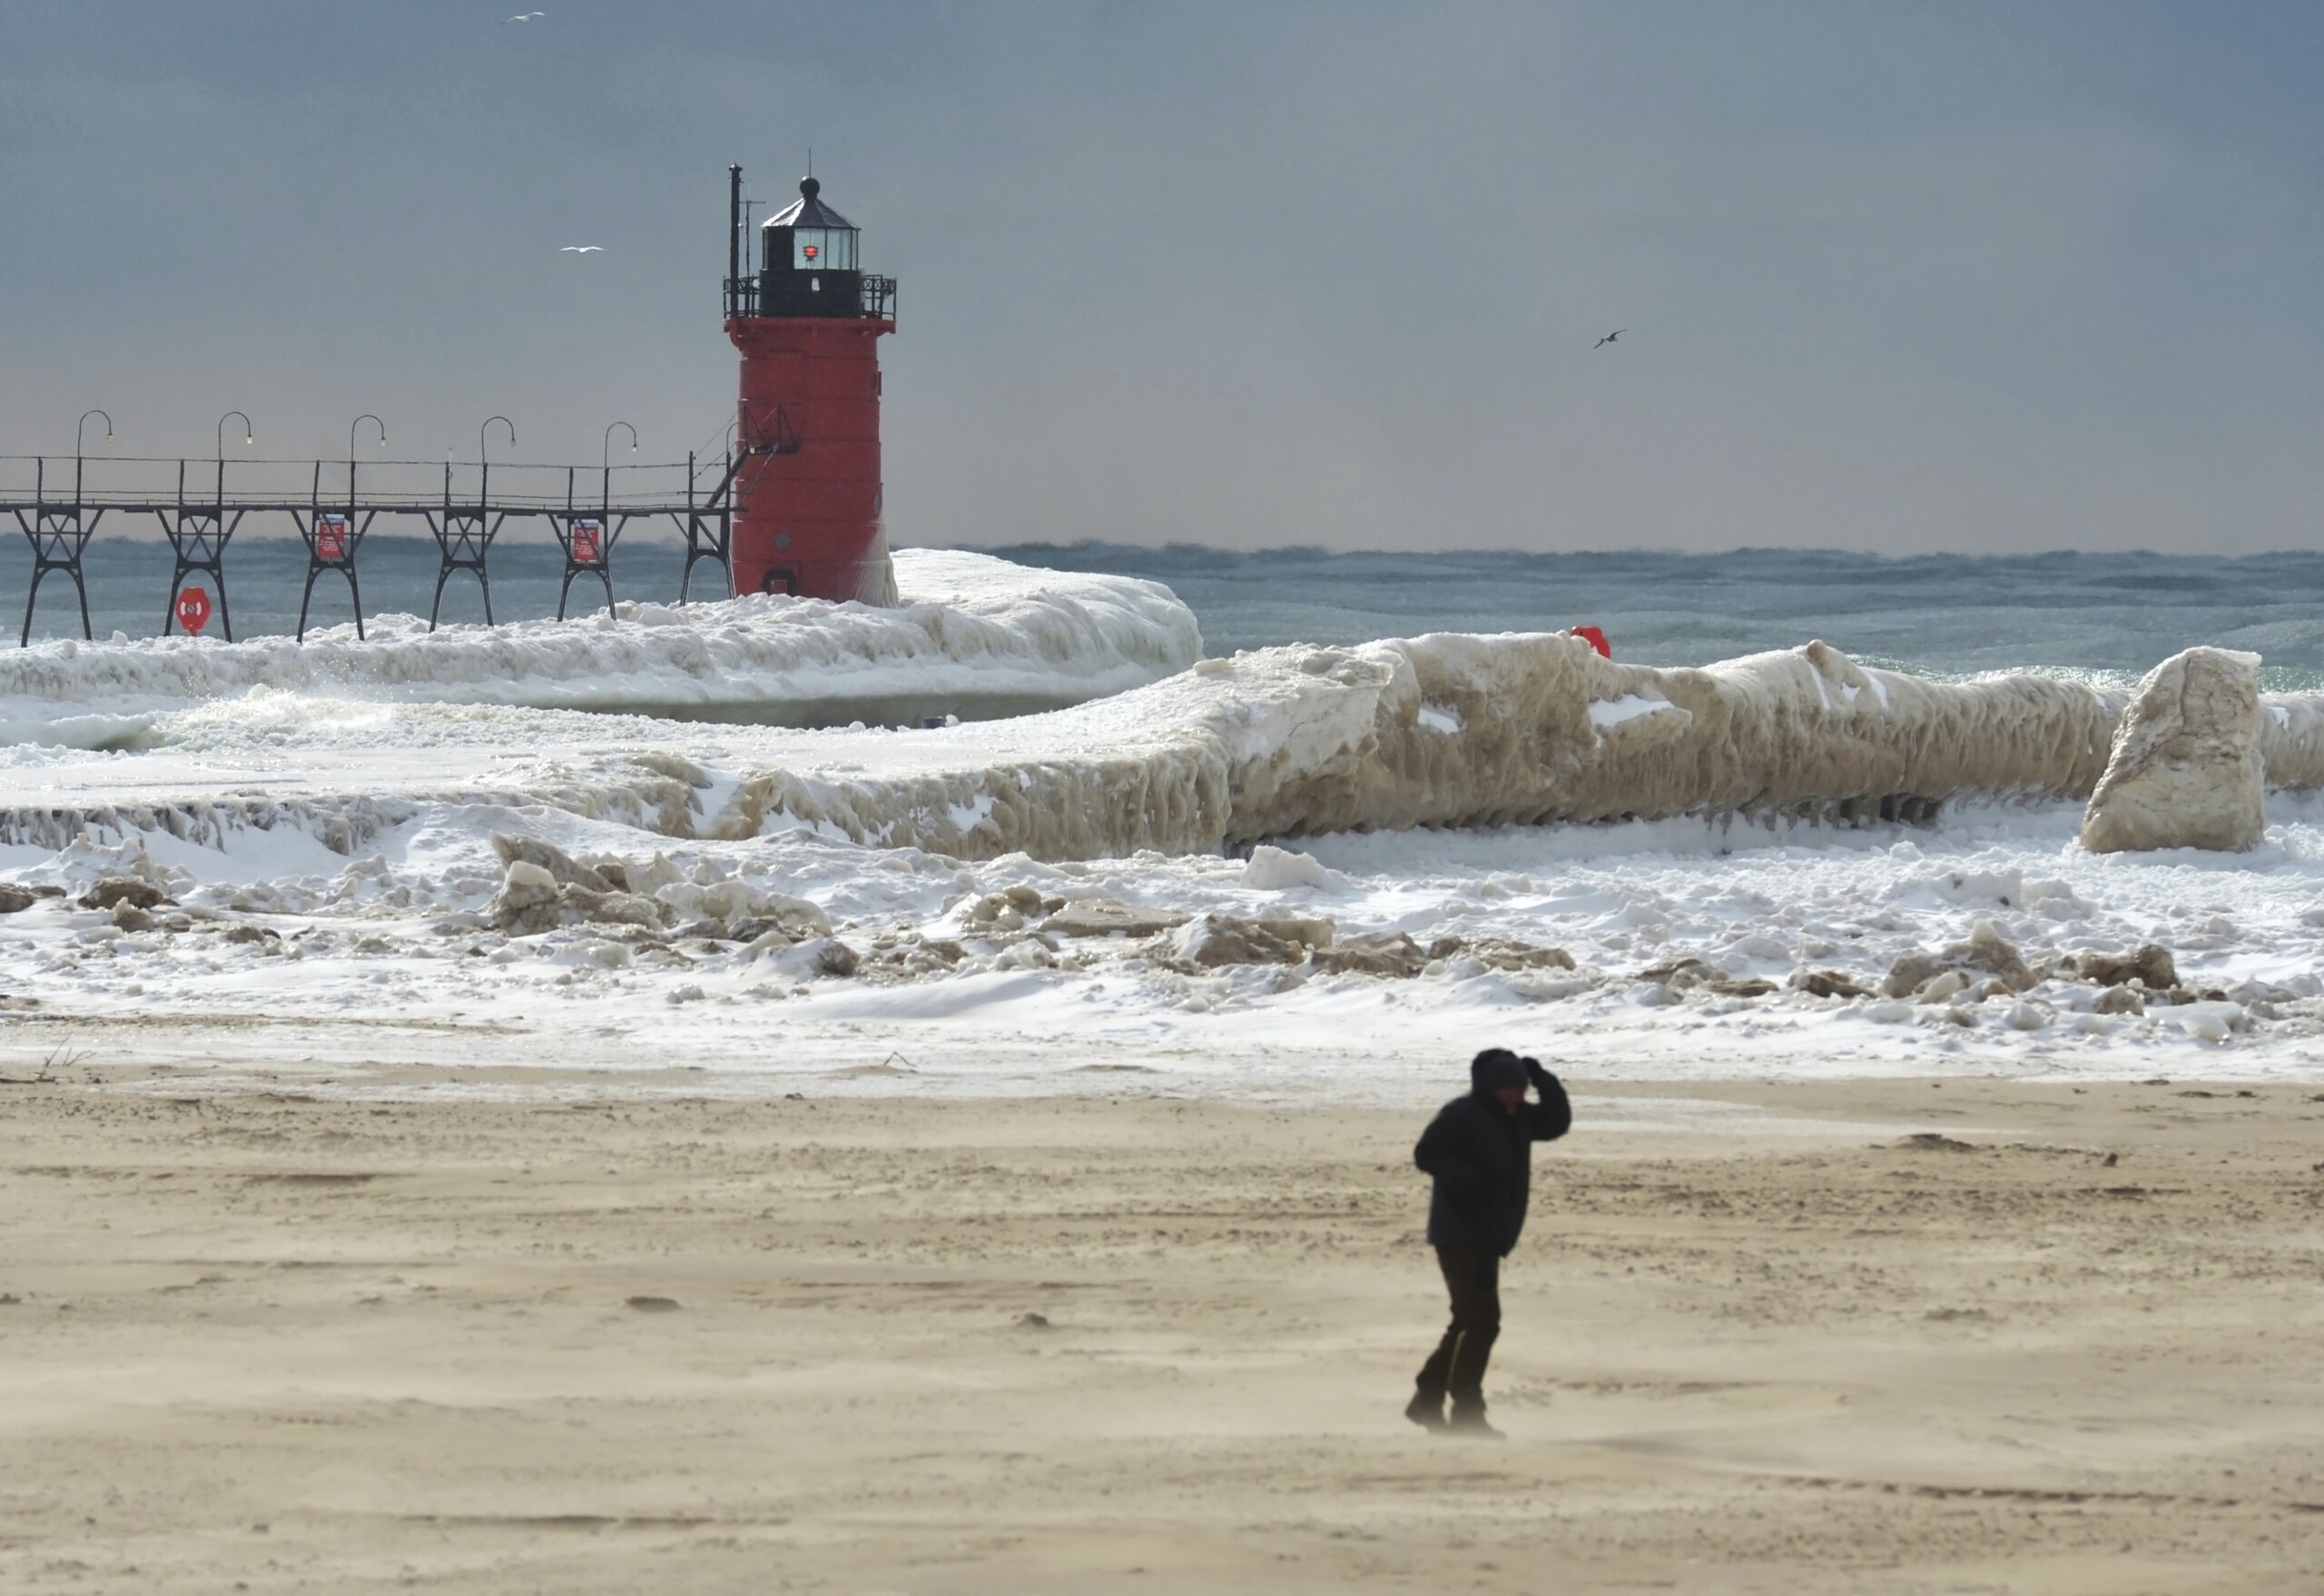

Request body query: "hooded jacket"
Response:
[1414, 1052, 1571, 1256]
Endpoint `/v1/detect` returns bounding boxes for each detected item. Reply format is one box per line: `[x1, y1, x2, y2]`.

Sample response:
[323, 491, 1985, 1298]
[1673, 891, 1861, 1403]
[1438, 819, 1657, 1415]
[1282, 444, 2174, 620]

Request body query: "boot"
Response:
[1445, 1404, 1504, 1442]
[1404, 1389, 1447, 1432]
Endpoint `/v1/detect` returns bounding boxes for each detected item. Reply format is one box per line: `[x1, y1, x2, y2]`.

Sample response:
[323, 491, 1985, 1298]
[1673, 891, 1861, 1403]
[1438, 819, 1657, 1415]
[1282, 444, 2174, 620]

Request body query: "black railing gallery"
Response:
[723, 273, 897, 323]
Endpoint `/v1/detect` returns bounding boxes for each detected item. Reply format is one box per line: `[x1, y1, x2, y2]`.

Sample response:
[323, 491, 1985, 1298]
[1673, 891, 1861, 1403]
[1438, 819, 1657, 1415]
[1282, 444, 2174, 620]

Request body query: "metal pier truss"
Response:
[0, 449, 743, 645]
[156, 460, 246, 642]
[12, 461, 106, 645]
[424, 500, 508, 631]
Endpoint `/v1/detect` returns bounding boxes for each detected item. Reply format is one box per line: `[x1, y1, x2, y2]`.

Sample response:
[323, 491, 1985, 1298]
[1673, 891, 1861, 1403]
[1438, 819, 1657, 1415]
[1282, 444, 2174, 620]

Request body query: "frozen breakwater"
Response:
[9, 623, 2324, 863]
[730, 635, 2221, 859]
[0, 548, 1202, 745]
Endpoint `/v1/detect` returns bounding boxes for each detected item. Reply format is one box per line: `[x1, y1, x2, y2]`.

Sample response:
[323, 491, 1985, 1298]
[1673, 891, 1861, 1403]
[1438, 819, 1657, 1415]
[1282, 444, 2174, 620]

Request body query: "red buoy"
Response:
[1574, 625, 1611, 658]
[175, 586, 212, 635]
[724, 168, 897, 605]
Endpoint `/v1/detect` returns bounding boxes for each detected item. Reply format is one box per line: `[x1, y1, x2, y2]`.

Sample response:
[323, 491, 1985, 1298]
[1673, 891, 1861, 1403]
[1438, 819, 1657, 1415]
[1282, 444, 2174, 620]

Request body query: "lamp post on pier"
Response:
[215, 411, 252, 501]
[349, 414, 386, 488]
[344, 414, 388, 542]
[602, 419, 636, 505]
[480, 415, 515, 503]
[74, 409, 113, 499]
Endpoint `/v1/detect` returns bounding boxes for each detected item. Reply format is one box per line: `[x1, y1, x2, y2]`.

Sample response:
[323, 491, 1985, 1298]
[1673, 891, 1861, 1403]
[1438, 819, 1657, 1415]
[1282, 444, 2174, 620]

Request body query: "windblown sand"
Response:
[4, 1065, 2322, 1593]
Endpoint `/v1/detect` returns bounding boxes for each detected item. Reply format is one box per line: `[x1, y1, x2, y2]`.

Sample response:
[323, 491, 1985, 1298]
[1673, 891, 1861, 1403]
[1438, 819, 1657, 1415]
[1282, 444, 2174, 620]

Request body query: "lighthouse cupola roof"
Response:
[763, 176, 855, 232]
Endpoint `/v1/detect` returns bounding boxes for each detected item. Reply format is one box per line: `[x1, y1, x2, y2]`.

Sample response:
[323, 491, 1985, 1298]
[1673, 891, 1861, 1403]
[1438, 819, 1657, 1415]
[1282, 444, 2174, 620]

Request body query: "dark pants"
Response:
[1414, 1246, 1502, 1411]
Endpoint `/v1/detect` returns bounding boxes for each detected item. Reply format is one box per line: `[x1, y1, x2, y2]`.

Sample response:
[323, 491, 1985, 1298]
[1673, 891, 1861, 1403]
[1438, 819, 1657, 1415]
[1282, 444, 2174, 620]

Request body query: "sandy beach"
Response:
[5, 1061, 2321, 1593]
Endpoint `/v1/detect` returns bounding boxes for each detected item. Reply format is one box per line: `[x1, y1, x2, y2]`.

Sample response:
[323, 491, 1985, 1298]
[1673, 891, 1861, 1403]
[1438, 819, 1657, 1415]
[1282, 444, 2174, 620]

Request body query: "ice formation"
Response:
[715, 635, 2324, 861]
[0, 548, 1201, 744]
[2082, 647, 2267, 854]
[11, 627, 2324, 866]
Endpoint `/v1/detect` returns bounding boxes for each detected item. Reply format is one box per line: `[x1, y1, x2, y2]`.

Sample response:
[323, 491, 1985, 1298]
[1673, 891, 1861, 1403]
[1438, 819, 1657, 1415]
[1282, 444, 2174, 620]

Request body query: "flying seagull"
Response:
[1593, 329, 1626, 350]
[560, 245, 603, 253]
[505, 11, 545, 22]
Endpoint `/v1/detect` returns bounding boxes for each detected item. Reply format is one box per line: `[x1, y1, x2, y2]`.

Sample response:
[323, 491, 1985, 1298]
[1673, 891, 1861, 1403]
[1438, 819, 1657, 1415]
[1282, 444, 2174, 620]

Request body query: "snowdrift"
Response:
[0, 548, 1202, 745]
[14, 626, 2324, 864]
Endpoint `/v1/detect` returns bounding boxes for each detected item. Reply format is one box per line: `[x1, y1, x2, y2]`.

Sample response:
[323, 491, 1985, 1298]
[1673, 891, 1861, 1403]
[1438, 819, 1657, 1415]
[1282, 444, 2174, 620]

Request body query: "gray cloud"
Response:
[2, 1, 2319, 554]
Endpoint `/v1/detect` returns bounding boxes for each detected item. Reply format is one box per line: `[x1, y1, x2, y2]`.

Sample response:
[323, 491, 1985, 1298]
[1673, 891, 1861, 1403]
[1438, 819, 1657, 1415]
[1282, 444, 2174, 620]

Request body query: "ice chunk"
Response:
[2164, 1000, 2246, 1043]
[2071, 944, 2177, 990]
[1241, 845, 1349, 892]
[1883, 921, 2034, 999]
[491, 860, 561, 934]
[772, 937, 862, 980]
[1042, 899, 1187, 938]
[1936, 868, 2024, 908]
[2082, 647, 2265, 853]
[493, 832, 616, 893]
[1172, 913, 1334, 968]
[1315, 931, 1430, 978]
[2002, 1000, 2051, 1031]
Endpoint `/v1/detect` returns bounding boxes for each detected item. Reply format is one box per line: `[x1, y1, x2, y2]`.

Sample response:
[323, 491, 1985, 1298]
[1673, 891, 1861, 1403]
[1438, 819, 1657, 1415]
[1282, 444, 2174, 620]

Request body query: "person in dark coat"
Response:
[1407, 1047, 1571, 1438]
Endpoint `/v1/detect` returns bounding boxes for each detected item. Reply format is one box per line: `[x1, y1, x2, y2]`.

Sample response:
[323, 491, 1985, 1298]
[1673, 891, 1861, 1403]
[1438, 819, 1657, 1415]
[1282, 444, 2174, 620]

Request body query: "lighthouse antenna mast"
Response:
[726, 163, 743, 318]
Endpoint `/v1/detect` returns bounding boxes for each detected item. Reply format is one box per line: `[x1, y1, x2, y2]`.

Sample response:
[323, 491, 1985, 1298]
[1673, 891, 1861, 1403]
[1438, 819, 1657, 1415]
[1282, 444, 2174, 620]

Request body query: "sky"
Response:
[2, 0, 2319, 556]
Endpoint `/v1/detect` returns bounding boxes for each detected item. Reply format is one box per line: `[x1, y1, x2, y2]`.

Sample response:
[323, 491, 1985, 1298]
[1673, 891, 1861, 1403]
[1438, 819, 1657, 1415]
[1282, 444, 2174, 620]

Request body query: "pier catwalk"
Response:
[1, 445, 743, 645]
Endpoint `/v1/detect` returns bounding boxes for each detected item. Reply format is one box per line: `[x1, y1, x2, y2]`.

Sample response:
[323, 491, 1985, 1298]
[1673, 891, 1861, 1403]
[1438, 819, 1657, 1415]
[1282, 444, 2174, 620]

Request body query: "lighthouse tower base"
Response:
[725, 311, 897, 606]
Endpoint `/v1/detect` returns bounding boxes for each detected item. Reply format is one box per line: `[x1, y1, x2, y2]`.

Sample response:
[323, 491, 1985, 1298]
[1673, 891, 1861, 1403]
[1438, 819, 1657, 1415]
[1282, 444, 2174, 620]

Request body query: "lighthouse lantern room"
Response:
[724, 165, 898, 604]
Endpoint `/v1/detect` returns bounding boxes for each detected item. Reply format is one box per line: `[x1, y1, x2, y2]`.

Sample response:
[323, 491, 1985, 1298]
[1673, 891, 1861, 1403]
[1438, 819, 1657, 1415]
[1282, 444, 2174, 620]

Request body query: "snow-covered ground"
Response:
[7, 796, 2324, 1100]
[5, 554, 2324, 1100]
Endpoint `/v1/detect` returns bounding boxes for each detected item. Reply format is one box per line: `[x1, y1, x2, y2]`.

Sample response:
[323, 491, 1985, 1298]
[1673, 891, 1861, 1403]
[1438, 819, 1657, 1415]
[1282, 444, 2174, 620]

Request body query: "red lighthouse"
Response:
[724, 165, 898, 604]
